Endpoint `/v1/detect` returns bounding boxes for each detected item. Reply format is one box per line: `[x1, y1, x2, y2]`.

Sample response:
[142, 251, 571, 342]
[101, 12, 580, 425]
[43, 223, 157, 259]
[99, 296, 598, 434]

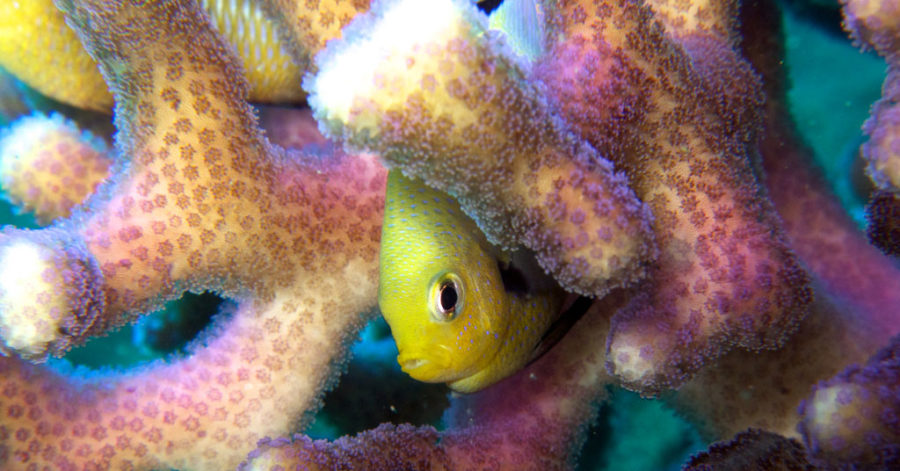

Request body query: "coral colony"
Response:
[0, 0, 896, 469]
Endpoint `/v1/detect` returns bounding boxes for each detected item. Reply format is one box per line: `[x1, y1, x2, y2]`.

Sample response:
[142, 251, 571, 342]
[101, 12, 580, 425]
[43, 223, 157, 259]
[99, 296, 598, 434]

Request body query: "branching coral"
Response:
[844, 0, 900, 192]
[683, 429, 816, 470]
[0, 0, 386, 468]
[842, 0, 900, 256]
[0, 0, 896, 469]
[531, 0, 810, 393]
[0, 113, 112, 224]
[669, 1, 900, 467]
[304, 0, 656, 298]
[240, 296, 623, 470]
[296, 0, 810, 395]
[798, 335, 900, 467]
[258, 0, 372, 73]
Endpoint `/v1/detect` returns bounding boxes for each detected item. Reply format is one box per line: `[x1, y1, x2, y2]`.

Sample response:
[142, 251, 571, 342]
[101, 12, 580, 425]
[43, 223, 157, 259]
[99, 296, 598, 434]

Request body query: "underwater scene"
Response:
[0, 0, 897, 469]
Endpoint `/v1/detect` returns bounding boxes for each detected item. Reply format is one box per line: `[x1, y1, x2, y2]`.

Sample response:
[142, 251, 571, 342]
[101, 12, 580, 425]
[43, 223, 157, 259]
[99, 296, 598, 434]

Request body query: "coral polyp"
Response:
[0, 0, 896, 469]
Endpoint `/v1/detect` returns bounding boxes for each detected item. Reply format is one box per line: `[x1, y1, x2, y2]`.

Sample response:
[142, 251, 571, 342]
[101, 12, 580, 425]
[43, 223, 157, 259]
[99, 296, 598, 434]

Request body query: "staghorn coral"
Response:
[239, 294, 623, 471]
[258, 0, 372, 74]
[843, 0, 900, 254]
[665, 0, 900, 455]
[0, 0, 897, 470]
[798, 335, 900, 468]
[0, 0, 386, 468]
[529, 0, 811, 394]
[0, 113, 113, 224]
[305, 0, 656, 298]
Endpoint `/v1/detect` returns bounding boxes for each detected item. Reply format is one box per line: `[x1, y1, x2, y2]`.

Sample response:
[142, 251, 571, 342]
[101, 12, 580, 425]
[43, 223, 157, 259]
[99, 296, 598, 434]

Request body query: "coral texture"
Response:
[867, 188, 900, 255]
[306, 0, 656, 298]
[0, 0, 386, 468]
[843, 0, 900, 249]
[0, 0, 896, 469]
[0, 113, 112, 224]
[531, 0, 810, 393]
[239, 295, 622, 471]
[799, 335, 900, 468]
[844, 0, 900, 191]
[683, 429, 817, 471]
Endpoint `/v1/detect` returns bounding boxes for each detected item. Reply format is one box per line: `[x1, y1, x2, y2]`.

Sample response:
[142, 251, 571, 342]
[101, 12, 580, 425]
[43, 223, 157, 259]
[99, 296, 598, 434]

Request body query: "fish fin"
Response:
[527, 296, 594, 365]
[488, 0, 545, 61]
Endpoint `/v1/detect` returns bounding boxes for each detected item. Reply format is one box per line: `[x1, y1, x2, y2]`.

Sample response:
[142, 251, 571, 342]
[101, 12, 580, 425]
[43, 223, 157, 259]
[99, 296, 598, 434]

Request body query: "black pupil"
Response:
[439, 282, 458, 312]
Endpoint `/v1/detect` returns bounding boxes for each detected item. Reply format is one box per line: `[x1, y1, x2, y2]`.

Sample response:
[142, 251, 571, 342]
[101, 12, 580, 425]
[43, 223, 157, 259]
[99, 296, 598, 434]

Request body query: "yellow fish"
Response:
[0, 0, 303, 111]
[378, 170, 569, 393]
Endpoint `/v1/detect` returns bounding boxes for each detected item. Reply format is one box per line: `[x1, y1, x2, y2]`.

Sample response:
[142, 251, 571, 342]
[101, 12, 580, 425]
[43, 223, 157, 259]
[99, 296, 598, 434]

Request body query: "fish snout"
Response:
[397, 345, 459, 383]
[397, 351, 431, 376]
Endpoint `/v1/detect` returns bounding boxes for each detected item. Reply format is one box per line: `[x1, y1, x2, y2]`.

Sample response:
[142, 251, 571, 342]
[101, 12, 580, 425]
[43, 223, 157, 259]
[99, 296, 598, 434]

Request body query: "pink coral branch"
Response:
[0, 113, 112, 224]
[531, 0, 810, 394]
[0, 150, 387, 470]
[670, 0, 900, 453]
[241, 294, 624, 470]
[0, 0, 387, 469]
[0, 0, 896, 469]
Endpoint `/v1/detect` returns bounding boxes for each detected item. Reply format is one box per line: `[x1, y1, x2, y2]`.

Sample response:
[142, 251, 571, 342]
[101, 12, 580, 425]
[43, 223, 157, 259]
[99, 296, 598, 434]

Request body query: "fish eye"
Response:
[439, 281, 458, 311]
[430, 273, 463, 322]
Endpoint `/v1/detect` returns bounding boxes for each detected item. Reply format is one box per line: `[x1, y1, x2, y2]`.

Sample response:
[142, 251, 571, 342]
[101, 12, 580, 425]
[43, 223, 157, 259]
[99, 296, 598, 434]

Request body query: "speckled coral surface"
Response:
[0, 0, 388, 469]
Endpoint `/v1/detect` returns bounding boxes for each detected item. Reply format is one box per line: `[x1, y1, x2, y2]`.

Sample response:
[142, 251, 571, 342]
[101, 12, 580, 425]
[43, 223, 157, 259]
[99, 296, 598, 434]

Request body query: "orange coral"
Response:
[0, 113, 112, 224]
[259, 0, 373, 72]
[305, 0, 656, 297]
[0, 0, 386, 468]
[0, 0, 896, 469]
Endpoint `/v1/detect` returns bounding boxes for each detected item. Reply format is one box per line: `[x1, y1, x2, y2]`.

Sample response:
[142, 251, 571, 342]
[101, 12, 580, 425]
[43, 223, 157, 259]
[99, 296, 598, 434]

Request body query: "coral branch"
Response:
[668, 0, 900, 450]
[643, 0, 739, 44]
[0, 0, 895, 469]
[861, 69, 900, 192]
[241, 293, 625, 470]
[844, 0, 900, 193]
[0, 0, 386, 468]
[0, 277, 382, 470]
[798, 335, 900, 468]
[0, 228, 105, 360]
[258, 0, 372, 74]
[684, 429, 816, 470]
[843, 0, 900, 258]
[531, 0, 810, 393]
[867, 189, 899, 255]
[305, 0, 656, 298]
[0, 113, 112, 224]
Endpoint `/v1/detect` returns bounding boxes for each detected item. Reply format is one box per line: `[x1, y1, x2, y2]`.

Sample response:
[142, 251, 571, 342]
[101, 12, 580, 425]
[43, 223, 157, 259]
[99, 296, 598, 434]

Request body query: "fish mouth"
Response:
[397, 354, 428, 374]
[397, 346, 458, 382]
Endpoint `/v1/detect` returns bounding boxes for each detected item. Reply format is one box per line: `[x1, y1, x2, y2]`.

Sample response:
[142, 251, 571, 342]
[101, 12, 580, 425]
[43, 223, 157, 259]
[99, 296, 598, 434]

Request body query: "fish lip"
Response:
[397, 353, 428, 373]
